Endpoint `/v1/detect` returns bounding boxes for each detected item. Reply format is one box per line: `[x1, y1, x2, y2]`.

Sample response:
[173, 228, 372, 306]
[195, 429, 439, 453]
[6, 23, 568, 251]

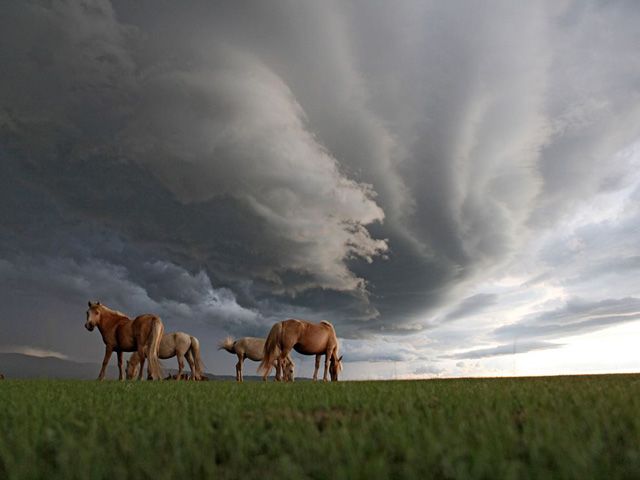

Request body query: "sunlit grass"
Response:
[1, 375, 639, 479]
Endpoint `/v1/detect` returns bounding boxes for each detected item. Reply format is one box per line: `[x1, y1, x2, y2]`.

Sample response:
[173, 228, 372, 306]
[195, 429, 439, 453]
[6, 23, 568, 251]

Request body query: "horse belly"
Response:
[245, 352, 263, 362]
[293, 343, 320, 355]
[118, 336, 136, 352]
[116, 325, 137, 351]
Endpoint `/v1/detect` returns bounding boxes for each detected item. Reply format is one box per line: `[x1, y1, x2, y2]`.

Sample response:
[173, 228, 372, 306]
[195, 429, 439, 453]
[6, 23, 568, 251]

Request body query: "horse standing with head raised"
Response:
[126, 331, 205, 381]
[259, 319, 343, 382]
[85, 301, 164, 380]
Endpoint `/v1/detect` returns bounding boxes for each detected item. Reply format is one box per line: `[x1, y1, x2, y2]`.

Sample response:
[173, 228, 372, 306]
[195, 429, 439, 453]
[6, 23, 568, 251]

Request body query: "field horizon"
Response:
[2, 352, 637, 383]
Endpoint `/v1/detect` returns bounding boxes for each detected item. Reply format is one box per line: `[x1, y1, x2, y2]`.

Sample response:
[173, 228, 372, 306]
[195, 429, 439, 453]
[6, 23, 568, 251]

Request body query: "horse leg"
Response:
[313, 354, 321, 382]
[323, 351, 331, 382]
[276, 349, 289, 382]
[186, 350, 196, 380]
[97, 346, 113, 380]
[275, 358, 282, 382]
[236, 354, 243, 382]
[176, 352, 185, 380]
[117, 351, 124, 381]
[137, 346, 146, 381]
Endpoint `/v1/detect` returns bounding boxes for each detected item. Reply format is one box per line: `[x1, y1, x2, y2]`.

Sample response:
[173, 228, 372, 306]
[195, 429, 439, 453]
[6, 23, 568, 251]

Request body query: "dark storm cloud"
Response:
[1, 0, 640, 366]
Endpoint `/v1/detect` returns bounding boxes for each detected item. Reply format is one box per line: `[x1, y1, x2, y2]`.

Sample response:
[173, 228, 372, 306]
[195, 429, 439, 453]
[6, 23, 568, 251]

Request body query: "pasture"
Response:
[1, 375, 639, 479]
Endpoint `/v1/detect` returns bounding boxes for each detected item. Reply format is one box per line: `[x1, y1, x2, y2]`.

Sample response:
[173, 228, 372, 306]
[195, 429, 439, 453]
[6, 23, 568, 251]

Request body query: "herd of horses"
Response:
[85, 301, 343, 382]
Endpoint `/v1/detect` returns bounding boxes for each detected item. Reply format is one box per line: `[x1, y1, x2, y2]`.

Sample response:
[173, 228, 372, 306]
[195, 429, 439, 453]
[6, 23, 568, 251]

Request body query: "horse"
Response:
[126, 331, 205, 381]
[85, 301, 164, 380]
[0, 374, 4, 380]
[218, 336, 295, 382]
[258, 319, 343, 382]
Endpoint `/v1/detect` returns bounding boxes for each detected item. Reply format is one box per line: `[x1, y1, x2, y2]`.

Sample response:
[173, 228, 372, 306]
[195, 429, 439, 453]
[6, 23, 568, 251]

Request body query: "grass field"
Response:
[1, 375, 640, 479]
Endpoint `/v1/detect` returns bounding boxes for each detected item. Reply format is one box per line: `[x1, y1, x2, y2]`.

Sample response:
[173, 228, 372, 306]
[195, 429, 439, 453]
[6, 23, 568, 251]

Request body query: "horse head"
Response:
[85, 301, 102, 331]
[330, 355, 343, 381]
[283, 358, 295, 382]
[125, 357, 139, 379]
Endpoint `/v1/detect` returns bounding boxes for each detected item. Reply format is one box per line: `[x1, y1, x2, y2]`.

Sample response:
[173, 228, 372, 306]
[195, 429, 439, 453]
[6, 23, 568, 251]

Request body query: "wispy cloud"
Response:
[0, 346, 69, 360]
[444, 341, 562, 360]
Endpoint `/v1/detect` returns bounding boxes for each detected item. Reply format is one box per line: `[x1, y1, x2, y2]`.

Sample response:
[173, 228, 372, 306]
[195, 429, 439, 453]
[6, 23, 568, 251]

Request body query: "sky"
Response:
[1, 0, 640, 380]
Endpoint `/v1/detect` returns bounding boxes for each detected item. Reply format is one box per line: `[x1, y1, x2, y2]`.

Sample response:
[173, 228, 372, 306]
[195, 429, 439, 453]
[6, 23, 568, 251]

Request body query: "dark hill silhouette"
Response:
[0, 353, 309, 381]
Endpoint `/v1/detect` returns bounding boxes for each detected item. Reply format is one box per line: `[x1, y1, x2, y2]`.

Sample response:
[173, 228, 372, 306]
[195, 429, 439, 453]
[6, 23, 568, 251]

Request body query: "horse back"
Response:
[285, 319, 334, 355]
[236, 337, 266, 361]
[132, 314, 160, 336]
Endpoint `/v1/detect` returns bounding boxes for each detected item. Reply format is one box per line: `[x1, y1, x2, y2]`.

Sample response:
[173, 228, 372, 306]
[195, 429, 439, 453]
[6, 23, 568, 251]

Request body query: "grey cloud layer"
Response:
[445, 341, 562, 361]
[1, 0, 640, 363]
[495, 297, 640, 342]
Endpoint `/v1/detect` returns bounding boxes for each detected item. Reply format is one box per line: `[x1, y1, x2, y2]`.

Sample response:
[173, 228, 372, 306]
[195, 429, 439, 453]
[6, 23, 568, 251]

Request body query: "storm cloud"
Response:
[1, 0, 640, 378]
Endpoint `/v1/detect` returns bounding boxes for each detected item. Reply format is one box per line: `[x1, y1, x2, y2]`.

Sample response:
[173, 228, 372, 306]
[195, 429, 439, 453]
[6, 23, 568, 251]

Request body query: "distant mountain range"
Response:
[0, 353, 307, 381]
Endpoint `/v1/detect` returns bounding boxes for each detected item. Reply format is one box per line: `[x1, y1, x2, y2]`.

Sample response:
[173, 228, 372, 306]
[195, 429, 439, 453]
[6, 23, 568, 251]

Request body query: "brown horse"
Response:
[258, 319, 343, 382]
[85, 301, 164, 380]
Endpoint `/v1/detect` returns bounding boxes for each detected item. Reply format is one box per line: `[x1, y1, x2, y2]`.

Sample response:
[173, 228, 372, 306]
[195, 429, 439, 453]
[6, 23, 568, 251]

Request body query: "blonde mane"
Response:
[96, 304, 129, 319]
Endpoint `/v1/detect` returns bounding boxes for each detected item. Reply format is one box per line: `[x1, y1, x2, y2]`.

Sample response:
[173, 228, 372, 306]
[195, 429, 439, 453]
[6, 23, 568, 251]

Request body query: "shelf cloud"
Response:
[1, 1, 639, 377]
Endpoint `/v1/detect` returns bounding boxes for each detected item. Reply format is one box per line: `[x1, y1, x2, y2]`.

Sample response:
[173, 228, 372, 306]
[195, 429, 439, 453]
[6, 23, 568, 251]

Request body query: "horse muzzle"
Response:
[85, 322, 94, 332]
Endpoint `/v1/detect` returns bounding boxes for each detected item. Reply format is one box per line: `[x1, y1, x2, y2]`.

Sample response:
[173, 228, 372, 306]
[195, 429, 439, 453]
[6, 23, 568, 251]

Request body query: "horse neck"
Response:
[327, 329, 339, 360]
[97, 309, 130, 335]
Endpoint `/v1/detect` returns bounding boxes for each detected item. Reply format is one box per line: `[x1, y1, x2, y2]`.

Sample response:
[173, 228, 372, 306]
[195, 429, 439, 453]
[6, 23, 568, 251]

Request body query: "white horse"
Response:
[127, 332, 204, 380]
[219, 336, 294, 382]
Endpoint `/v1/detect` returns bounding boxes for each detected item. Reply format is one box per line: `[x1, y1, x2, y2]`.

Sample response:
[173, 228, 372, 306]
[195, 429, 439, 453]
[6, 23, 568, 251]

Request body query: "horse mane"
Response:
[97, 304, 130, 319]
[218, 336, 236, 354]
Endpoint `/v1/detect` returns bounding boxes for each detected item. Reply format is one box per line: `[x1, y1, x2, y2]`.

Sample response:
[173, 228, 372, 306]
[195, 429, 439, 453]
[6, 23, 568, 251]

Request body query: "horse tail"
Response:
[189, 336, 205, 380]
[146, 317, 164, 380]
[218, 336, 236, 354]
[321, 320, 338, 350]
[258, 322, 283, 375]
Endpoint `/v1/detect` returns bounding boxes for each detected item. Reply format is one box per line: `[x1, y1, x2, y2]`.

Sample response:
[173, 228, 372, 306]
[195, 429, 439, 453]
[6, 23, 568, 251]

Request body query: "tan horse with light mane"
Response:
[126, 332, 205, 381]
[258, 319, 343, 382]
[219, 337, 295, 382]
[85, 301, 164, 380]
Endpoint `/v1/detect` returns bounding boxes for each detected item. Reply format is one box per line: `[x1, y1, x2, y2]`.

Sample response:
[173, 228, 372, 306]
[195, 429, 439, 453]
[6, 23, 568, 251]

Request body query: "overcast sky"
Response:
[1, 0, 640, 379]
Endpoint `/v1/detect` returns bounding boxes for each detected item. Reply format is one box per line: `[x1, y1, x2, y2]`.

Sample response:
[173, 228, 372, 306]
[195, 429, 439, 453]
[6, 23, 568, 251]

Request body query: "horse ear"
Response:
[338, 355, 343, 362]
[97, 301, 101, 305]
[88, 301, 93, 307]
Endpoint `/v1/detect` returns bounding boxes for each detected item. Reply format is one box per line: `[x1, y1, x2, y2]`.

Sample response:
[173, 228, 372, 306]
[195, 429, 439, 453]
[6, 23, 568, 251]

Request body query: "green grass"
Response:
[1, 375, 640, 479]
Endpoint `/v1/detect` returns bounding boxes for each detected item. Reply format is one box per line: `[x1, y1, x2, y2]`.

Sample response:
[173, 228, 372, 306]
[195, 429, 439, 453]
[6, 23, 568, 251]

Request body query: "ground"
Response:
[1, 375, 639, 479]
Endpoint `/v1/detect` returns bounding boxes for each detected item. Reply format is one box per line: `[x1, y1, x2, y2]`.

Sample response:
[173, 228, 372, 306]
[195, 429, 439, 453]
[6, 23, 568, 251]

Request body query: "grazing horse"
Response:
[85, 301, 164, 380]
[0, 374, 4, 380]
[126, 332, 205, 381]
[218, 337, 295, 382]
[259, 319, 343, 382]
